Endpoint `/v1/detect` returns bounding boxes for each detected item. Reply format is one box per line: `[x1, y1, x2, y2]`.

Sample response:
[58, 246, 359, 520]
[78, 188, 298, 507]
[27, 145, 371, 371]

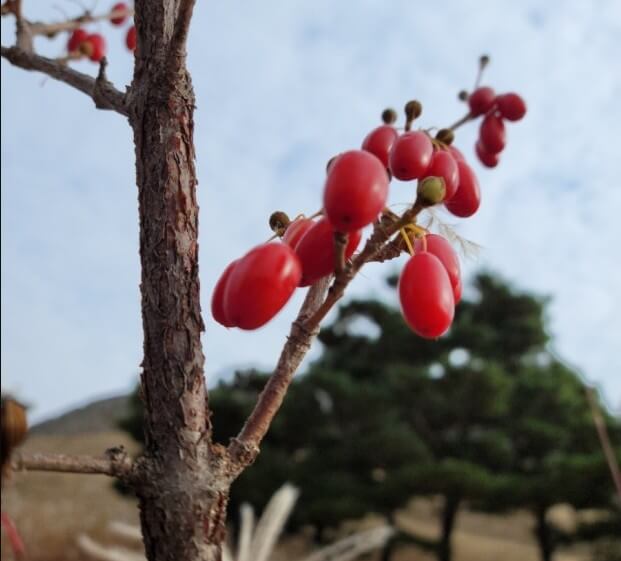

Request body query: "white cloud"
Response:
[2, 0, 620, 421]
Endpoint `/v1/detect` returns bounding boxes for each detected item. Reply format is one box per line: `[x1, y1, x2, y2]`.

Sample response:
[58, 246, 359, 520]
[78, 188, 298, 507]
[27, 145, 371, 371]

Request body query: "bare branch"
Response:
[28, 6, 135, 38]
[333, 231, 347, 276]
[1, 47, 128, 116]
[228, 202, 425, 471]
[13, 447, 133, 478]
[168, 0, 196, 71]
[228, 277, 331, 470]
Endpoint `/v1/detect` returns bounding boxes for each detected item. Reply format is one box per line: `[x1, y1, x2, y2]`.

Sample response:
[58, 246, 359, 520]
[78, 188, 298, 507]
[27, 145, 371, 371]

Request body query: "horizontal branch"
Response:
[29, 7, 135, 38]
[13, 447, 133, 478]
[1, 46, 128, 116]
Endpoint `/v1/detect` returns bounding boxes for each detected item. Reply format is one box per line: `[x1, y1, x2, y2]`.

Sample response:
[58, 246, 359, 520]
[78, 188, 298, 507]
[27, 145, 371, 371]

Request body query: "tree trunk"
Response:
[534, 506, 554, 561]
[438, 495, 460, 561]
[129, 1, 231, 560]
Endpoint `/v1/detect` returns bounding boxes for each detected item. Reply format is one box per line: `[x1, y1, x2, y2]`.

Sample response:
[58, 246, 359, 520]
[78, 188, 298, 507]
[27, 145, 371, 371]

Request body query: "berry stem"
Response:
[333, 231, 348, 275]
[447, 112, 473, 132]
[473, 54, 490, 89]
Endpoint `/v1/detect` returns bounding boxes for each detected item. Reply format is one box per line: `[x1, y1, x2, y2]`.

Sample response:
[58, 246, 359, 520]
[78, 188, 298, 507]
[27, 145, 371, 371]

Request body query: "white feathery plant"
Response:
[76, 483, 394, 561]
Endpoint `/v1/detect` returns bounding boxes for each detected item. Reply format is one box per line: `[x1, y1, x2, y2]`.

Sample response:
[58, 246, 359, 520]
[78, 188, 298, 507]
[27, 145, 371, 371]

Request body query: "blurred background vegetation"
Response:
[118, 271, 621, 561]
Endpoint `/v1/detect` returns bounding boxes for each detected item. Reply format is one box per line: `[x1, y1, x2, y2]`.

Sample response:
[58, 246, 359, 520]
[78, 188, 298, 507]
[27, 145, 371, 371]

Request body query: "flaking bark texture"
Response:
[128, 1, 231, 560]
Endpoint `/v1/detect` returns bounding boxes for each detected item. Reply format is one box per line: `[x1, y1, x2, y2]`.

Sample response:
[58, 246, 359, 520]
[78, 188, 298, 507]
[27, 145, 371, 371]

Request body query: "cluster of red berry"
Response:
[467, 88, 526, 168]
[65, 3, 136, 63]
[211, 59, 525, 338]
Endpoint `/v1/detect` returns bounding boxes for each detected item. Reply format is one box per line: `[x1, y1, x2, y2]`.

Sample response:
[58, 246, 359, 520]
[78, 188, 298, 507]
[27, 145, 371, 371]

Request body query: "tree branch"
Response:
[227, 277, 331, 470]
[228, 202, 425, 471]
[28, 7, 135, 38]
[13, 447, 133, 478]
[168, 0, 196, 72]
[1, 47, 128, 116]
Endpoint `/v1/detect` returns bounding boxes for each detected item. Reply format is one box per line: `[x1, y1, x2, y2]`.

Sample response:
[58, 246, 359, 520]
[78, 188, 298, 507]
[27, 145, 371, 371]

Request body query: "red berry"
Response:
[479, 113, 506, 154]
[453, 278, 463, 304]
[475, 140, 499, 168]
[421, 150, 460, 201]
[497, 93, 526, 121]
[445, 161, 481, 218]
[282, 217, 315, 249]
[414, 234, 461, 299]
[447, 145, 465, 162]
[468, 87, 496, 117]
[323, 150, 389, 232]
[67, 28, 88, 52]
[110, 2, 129, 25]
[224, 243, 301, 330]
[211, 260, 238, 327]
[294, 217, 361, 286]
[83, 33, 107, 62]
[126, 25, 137, 51]
[389, 131, 434, 181]
[361, 125, 398, 168]
[399, 252, 455, 339]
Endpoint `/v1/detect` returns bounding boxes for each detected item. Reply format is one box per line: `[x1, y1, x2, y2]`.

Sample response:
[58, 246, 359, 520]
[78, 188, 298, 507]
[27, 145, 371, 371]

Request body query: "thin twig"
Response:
[12, 448, 133, 478]
[333, 231, 348, 276]
[585, 387, 621, 501]
[168, 0, 195, 67]
[27, 7, 134, 38]
[447, 112, 473, 132]
[1, 46, 128, 116]
[229, 202, 424, 470]
[227, 277, 331, 469]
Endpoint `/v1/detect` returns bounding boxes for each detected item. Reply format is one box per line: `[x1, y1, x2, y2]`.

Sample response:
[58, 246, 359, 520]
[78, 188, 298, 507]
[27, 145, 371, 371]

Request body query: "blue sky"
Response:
[2, 0, 620, 422]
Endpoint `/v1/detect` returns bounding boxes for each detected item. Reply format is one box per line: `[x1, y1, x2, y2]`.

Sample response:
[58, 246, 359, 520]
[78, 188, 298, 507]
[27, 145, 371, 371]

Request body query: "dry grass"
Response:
[0, 431, 601, 561]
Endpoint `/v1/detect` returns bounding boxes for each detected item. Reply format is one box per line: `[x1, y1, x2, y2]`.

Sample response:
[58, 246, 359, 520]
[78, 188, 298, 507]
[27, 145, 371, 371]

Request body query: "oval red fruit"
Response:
[84, 33, 107, 62]
[224, 244, 301, 330]
[399, 252, 455, 339]
[414, 234, 461, 297]
[361, 125, 398, 168]
[389, 131, 433, 181]
[448, 145, 465, 162]
[67, 28, 88, 52]
[475, 140, 499, 168]
[422, 150, 460, 201]
[110, 2, 129, 25]
[323, 150, 389, 232]
[211, 260, 238, 327]
[453, 278, 463, 304]
[497, 93, 526, 121]
[468, 87, 496, 117]
[126, 25, 137, 51]
[479, 113, 505, 154]
[445, 161, 481, 218]
[282, 217, 315, 249]
[295, 217, 361, 286]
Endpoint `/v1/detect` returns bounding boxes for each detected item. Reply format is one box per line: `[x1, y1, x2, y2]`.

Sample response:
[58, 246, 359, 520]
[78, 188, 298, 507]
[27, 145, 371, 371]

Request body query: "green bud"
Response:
[417, 176, 446, 206]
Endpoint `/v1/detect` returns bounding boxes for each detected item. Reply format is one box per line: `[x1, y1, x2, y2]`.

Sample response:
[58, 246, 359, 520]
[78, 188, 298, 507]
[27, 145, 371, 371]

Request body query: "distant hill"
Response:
[31, 394, 131, 436]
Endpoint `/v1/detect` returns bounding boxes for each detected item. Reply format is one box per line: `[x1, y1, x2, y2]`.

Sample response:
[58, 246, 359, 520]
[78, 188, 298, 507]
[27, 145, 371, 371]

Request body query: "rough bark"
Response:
[128, 1, 231, 560]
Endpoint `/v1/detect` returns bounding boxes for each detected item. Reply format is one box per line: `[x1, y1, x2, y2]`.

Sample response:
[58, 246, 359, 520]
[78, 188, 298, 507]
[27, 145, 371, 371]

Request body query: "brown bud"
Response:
[458, 90, 469, 102]
[479, 54, 490, 68]
[436, 128, 455, 145]
[269, 211, 290, 234]
[417, 176, 446, 207]
[381, 108, 398, 124]
[404, 100, 423, 121]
